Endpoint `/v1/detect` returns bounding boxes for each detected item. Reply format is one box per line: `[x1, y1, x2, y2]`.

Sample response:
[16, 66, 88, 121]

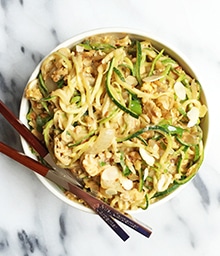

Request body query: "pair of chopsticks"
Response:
[0, 100, 152, 241]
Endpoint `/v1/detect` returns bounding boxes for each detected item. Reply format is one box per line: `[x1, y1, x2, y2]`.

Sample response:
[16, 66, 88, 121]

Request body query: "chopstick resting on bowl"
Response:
[0, 100, 82, 187]
[0, 100, 152, 241]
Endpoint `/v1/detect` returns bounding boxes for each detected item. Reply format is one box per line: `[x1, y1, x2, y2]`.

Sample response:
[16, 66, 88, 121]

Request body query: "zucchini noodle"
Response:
[25, 34, 207, 212]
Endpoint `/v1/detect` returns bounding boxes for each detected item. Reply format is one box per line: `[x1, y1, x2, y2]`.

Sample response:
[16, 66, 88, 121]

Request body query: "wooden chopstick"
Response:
[0, 141, 49, 176]
[0, 100, 152, 240]
[0, 100, 48, 157]
[0, 141, 130, 241]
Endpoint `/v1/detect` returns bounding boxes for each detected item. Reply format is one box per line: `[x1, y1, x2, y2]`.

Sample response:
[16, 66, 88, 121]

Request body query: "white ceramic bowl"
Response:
[19, 28, 209, 213]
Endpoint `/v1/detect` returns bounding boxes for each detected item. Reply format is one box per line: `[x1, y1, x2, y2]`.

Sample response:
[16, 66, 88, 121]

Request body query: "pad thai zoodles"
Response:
[25, 34, 207, 211]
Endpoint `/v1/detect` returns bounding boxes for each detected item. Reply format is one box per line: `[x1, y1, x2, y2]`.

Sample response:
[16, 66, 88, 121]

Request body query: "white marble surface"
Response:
[0, 0, 220, 255]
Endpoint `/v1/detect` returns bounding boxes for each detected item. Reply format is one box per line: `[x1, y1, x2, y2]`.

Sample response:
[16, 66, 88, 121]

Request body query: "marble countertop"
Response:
[1, 0, 220, 255]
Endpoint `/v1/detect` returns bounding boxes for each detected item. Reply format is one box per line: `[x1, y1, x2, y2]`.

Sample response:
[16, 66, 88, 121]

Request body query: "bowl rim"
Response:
[19, 27, 209, 213]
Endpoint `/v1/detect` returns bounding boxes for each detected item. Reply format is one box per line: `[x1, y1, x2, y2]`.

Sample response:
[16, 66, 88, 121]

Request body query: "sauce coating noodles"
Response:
[25, 35, 207, 211]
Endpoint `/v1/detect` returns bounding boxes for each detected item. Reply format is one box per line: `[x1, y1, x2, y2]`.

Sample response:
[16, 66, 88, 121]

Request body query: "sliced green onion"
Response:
[79, 41, 115, 52]
[119, 152, 131, 176]
[70, 95, 81, 104]
[36, 114, 51, 132]
[56, 78, 64, 88]
[140, 194, 149, 210]
[38, 73, 48, 96]
[128, 93, 142, 116]
[135, 40, 142, 85]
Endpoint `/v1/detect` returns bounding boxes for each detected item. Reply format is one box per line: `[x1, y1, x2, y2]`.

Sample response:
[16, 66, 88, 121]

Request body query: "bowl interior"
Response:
[19, 28, 209, 213]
